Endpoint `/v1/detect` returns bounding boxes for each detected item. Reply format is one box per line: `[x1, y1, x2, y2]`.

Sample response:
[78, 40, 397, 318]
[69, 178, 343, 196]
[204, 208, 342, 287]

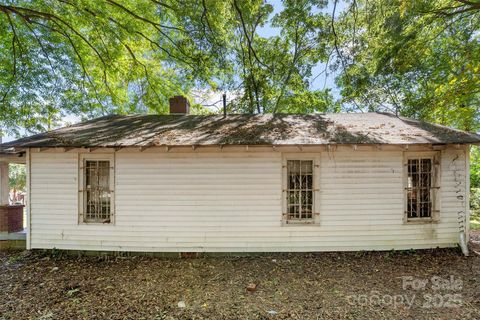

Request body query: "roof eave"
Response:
[7, 141, 479, 150]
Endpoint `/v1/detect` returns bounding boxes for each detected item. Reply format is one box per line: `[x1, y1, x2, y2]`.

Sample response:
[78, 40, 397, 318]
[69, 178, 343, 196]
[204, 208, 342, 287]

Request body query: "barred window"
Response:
[83, 160, 112, 223]
[406, 158, 433, 219]
[286, 160, 314, 221]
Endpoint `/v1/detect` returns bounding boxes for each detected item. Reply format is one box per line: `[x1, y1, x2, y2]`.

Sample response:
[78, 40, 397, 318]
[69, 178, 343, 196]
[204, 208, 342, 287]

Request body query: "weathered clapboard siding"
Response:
[29, 147, 467, 252]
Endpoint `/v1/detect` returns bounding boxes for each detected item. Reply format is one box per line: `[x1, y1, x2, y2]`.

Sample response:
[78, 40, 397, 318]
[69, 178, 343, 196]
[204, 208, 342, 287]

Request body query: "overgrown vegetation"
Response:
[471, 188, 480, 230]
[471, 146, 480, 188]
[471, 147, 480, 228]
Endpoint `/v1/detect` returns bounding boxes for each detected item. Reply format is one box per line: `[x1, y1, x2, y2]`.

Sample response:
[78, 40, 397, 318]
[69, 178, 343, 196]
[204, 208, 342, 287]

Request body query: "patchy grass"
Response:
[471, 209, 480, 230]
[1, 243, 480, 320]
[470, 220, 480, 230]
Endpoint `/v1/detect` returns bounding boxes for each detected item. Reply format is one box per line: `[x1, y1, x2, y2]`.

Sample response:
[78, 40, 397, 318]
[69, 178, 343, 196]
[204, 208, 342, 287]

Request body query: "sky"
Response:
[2, 0, 347, 143]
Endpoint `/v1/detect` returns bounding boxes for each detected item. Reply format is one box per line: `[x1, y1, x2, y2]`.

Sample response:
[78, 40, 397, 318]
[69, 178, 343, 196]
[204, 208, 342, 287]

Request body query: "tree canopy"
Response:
[0, 0, 478, 135]
[0, 0, 230, 134]
[334, 0, 480, 132]
[9, 163, 25, 192]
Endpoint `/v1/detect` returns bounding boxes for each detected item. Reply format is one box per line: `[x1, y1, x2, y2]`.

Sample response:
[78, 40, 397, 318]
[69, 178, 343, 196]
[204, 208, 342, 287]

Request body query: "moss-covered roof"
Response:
[2, 113, 479, 149]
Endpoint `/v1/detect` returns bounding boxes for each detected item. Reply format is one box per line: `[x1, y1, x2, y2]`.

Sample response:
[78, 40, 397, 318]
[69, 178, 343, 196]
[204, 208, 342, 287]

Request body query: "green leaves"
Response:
[0, 0, 230, 134]
[0, 0, 478, 136]
[230, 0, 335, 114]
[9, 163, 25, 191]
[334, 0, 480, 131]
[471, 146, 480, 189]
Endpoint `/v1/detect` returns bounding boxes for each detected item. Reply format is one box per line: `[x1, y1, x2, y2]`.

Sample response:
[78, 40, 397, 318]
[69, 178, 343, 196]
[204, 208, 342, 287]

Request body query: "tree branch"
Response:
[0, 11, 18, 103]
[232, 0, 271, 71]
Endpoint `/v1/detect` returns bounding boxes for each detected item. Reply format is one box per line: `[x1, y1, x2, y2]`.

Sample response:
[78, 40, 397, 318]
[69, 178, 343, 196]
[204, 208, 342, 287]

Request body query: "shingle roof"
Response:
[1, 113, 479, 150]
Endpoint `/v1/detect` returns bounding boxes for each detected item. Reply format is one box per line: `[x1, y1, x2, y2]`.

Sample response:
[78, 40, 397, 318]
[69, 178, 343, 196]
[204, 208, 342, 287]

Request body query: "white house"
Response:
[1, 97, 479, 254]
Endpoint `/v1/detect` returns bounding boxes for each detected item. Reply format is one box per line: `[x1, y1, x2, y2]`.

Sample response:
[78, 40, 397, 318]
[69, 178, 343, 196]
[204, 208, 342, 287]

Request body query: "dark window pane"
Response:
[84, 160, 111, 222]
[287, 160, 314, 221]
[406, 158, 432, 219]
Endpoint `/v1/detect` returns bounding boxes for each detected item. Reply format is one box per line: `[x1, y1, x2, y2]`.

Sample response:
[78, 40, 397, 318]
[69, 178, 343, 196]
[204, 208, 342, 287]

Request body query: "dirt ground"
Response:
[1, 237, 480, 320]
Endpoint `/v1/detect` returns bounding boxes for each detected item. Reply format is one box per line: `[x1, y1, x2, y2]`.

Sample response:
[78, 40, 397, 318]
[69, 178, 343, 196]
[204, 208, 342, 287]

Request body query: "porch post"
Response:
[0, 161, 8, 205]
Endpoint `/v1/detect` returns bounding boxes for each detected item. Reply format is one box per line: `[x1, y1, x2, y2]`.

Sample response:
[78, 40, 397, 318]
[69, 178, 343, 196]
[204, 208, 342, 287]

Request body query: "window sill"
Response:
[404, 218, 439, 225]
[282, 220, 319, 226]
[82, 222, 112, 224]
[79, 219, 114, 225]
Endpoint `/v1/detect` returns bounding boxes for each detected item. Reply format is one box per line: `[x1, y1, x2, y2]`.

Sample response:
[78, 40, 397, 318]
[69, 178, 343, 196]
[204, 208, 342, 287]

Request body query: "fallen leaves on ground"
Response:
[1, 240, 480, 319]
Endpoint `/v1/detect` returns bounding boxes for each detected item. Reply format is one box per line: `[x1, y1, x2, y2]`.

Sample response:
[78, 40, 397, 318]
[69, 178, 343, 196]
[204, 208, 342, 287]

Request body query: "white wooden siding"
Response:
[29, 147, 467, 252]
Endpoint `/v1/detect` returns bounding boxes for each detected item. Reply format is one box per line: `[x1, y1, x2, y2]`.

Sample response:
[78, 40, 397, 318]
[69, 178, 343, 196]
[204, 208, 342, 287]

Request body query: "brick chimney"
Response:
[169, 96, 190, 115]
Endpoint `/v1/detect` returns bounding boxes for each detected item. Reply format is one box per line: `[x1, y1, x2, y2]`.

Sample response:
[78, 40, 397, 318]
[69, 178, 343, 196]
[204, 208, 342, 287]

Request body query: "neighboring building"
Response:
[1, 97, 479, 254]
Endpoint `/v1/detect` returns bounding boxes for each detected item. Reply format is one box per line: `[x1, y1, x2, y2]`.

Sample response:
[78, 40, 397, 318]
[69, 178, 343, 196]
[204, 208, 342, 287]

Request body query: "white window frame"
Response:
[78, 153, 115, 224]
[403, 151, 441, 224]
[282, 153, 320, 225]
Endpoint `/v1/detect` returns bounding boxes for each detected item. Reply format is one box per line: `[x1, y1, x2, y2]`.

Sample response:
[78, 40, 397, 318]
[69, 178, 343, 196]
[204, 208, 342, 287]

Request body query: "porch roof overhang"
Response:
[0, 149, 26, 164]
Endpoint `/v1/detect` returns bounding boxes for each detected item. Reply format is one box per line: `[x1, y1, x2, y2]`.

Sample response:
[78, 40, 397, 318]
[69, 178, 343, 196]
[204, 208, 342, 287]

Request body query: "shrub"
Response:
[471, 188, 480, 221]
